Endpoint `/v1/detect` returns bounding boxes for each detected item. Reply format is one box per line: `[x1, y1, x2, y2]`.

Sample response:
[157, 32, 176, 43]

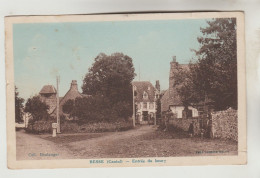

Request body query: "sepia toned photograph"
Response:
[5, 12, 246, 168]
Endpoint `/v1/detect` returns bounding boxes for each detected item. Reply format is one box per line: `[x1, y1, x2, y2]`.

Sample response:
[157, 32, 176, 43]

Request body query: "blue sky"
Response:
[13, 19, 209, 100]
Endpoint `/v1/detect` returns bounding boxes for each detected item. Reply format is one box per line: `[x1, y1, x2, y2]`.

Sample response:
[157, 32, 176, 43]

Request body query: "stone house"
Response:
[39, 80, 89, 117]
[161, 56, 199, 119]
[132, 81, 160, 124]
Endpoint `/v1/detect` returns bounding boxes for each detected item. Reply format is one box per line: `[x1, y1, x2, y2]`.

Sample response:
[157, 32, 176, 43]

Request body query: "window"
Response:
[143, 102, 147, 109]
[143, 91, 148, 99]
[149, 102, 154, 109]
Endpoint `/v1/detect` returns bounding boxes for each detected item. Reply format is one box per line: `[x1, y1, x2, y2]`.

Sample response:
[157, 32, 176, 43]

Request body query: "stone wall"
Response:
[169, 117, 200, 135]
[211, 108, 238, 141]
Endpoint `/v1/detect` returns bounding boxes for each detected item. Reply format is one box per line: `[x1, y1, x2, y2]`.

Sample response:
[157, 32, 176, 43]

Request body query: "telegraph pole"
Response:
[132, 84, 135, 127]
[139, 64, 140, 81]
[56, 76, 61, 133]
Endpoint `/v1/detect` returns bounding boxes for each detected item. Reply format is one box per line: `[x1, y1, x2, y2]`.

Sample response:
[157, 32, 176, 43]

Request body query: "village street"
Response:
[16, 126, 238, 160]
[16, 129, 75, 160]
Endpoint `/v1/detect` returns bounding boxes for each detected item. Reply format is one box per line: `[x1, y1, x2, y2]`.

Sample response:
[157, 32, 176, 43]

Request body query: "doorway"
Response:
[142, 111, 148, 121]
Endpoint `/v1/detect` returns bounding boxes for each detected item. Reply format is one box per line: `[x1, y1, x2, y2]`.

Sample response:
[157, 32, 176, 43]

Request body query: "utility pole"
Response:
[56, 76, 61, 133]
[132, 84, 135, 127]
[139, 63, 140, 81]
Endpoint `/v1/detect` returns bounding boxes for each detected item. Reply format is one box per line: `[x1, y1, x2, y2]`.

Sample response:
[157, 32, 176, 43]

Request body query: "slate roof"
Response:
[132, 81, 156, 102]
[161, 89, 170, 112]
[39, 85, 56, 94]
[160, 90, 167, 96]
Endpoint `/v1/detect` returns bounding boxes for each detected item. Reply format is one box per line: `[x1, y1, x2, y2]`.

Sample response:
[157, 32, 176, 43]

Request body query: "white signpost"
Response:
[52, 123, 58, 137]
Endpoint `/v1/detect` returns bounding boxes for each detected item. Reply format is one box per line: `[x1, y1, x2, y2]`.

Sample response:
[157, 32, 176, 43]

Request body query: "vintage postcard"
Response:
[5, 12, 246, 169]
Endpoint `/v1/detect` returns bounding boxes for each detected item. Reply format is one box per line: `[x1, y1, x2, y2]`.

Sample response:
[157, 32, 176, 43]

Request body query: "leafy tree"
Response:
[82, 53, 136, 104]
[62, 99, 74, 115]
[15, 86, 24, 123]
[24, 95, 50, 122]
[174, 18, 237, 111]
[82, 53, 136, 120]
[112, 101, 132, 120]
[173, 63, 202, 107]
[62, 96, 117, 123]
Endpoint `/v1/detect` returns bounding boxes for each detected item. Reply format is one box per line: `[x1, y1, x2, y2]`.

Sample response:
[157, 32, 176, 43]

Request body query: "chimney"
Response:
[170, 56, 178, 69]
[155, 80, 160, 92]
[70, 80, 78, 91]
[172, 56, 177, 63]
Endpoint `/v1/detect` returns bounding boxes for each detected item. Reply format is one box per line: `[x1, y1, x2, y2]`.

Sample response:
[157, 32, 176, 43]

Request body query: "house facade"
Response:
[133, 81, 160, 124]
[39, 85, 57, 114]
[161, 56, 199, 119]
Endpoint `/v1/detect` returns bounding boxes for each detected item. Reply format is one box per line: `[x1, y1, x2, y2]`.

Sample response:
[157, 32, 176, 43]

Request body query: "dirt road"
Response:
[16, 130, 75, 160]
[62, 125, 157, 158]
[16, 126, 156, 160]
[16, 125, 237, 160]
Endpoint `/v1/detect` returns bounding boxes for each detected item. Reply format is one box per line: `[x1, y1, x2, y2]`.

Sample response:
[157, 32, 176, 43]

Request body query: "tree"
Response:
[174, 18, 237, 111]
[62, 99, 74, 115]
[62, 96, 117, 123]
[82, 53, 136, 104]
[15, 86, 24, 123]
[82, 53, 136, 120]
[24, 95, 50, 122]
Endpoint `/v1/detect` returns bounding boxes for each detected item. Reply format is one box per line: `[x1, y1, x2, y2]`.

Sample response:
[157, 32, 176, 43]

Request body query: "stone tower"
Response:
[39, 85, 57, 114]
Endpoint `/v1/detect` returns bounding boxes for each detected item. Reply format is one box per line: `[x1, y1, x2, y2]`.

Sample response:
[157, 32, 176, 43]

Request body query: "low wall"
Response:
[166, 108, 238, 141]
[169, 117, 200, 135]
[211, 108, 238, 141]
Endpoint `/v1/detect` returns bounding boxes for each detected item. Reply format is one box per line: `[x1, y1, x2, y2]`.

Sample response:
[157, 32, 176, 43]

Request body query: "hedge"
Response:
[25, 119, 133, 134]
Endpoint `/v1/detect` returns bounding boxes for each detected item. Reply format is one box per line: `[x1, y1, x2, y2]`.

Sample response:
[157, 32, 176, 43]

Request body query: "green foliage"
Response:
[79, 52, 136, 121]
[62, 96, 116, 122]
[173, 63, 202, 106]
[62, 99, 74, 114]
[61, 120, 133, 133]
[24, 95, 50, 122]
[15, 86, 24, 123]
[26, 119, 54, 134]
[112, 101, 133, 120]
[174, 18, 237, 111]
[82, 53, 136, 104]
